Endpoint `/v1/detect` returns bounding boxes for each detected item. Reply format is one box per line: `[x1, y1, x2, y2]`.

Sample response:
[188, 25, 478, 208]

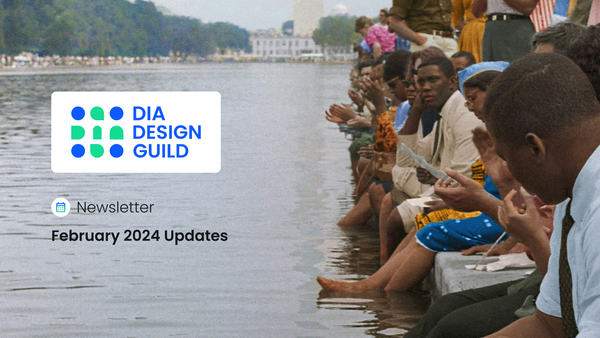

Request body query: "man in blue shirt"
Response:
[483, 53, 600, 337]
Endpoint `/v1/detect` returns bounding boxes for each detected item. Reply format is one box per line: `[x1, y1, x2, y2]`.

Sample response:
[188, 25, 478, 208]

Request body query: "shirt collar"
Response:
[571, 144, 600, 223]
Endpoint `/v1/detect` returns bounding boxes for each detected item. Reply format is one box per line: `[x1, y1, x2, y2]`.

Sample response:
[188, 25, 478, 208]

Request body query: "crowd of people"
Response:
[319, 0, 600, 337]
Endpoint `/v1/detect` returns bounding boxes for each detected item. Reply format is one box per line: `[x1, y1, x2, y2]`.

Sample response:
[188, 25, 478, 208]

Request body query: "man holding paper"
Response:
[380, 56, 481, 259]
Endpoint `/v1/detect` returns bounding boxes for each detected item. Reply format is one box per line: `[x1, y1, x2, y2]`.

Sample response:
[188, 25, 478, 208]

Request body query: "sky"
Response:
[147, 0, 392, 31]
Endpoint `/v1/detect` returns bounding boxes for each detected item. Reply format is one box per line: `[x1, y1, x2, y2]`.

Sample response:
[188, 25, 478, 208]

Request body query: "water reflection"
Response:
[316, 219, 430, 336]
[0, 63, 430, 337]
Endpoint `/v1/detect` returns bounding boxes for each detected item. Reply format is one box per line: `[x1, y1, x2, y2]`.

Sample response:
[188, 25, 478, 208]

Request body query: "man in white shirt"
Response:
[483, 53, 600, 337]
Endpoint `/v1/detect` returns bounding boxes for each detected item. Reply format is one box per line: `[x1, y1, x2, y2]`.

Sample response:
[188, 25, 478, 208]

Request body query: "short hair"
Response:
[358, 60, 375, 72]
[355, 16, 374, 32]
[408, 47, 446, 77]
[380, 8, 389, 15]
[483, 53, 600, 146]
[531, 21, 586, 53]
[463, 71, 501, 92]
[383, 50, 412, 82]
[451, 51, 476, 66]
[418, 57, 455, 78]
[565, 24, 600, 101]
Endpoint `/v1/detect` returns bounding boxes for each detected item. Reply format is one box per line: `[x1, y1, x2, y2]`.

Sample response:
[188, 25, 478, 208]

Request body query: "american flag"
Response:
[530, 0, 556, 31]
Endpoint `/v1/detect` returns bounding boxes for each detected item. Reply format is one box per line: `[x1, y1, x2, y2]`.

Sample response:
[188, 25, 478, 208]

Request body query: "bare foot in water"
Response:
[316, 276, 372, 293]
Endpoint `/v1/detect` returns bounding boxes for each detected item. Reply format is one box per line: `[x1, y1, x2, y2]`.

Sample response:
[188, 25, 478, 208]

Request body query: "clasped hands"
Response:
[325, 103, 358, 124]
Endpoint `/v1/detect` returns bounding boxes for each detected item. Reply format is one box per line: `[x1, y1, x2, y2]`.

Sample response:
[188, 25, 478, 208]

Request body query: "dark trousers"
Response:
[404, 280, 540, 338]
[482, 19, 535, 63]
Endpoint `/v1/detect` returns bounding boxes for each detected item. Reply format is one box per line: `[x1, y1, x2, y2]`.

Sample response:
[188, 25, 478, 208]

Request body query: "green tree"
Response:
[313, 15, 360, 48]
[0, 5, 6, 51]
[166, 16, 215, 56]
[2, 1, 42, 53]
[43, 14, 75, 55]
[208, 22, 250, 53]
[0, 0, 248, 57]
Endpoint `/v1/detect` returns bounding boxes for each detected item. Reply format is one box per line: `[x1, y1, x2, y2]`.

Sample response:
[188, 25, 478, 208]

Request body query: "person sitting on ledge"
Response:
[317, 63, 509, 293]
[482, 43, 600, 338]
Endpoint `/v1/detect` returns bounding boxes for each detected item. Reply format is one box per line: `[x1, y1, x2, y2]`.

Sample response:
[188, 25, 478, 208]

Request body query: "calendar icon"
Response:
[56, 202, 66, 213]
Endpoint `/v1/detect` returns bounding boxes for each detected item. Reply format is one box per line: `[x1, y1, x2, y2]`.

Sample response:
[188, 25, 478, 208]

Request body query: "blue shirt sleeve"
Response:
[395, 101, 411, 132]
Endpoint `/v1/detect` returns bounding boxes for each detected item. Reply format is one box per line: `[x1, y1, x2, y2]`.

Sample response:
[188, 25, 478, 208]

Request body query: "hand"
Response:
[348, 89, 364, 106]
[538, 201, 556, 236]
[417, 167, 438, 185]
[434, 168, 489, 212]
[358, 144, 375, 159]
[411, 91, 425, 113]
[472, 127, 495, 161]
[423, 199, 448, 215]
[497, 188, 546, 247]
[455, 19, 467, 31]
[347, 116, 372, 128]
[472, 0, 488, 18]
[472, 127, 521, 199]
[328, 103, 356, 122]
[362, 78, 386, 115]
[462, 237, 517, 256]
[325, 110, 345, 124]
[415, 33, 427, 46]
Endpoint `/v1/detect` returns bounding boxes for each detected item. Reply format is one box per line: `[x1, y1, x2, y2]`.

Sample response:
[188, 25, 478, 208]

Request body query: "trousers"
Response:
[404, 279, 540, 338]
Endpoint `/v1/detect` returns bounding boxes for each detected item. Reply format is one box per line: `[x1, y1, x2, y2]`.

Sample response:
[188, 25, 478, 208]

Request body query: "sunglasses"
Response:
[388, 77, 414, 90]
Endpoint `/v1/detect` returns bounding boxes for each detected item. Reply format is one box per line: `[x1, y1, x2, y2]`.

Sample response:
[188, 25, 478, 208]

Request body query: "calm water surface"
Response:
[0, 63, 428, 337]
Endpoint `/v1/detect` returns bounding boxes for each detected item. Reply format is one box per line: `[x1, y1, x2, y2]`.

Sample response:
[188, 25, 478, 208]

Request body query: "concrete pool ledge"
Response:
[429, 252, 536, 301]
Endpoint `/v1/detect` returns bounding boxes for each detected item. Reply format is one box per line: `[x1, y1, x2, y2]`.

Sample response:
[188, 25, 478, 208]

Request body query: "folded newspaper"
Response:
[400, 143, 453, 182]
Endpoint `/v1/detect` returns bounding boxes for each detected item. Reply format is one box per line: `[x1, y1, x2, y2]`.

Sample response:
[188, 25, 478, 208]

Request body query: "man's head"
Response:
[450, 52, 476, 73]
[531, 21, 586, 54]
[484, 53, 600, 203]
[416, 57, 457, 109]
[565, 24, 600, 101]
[358, 60, 374, 80]
[379, 9, 389, 25]
[370, 59, 385, 83]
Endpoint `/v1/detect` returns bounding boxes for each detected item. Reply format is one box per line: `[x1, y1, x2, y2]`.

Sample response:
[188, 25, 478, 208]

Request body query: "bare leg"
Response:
[389, 229, 416, 259]
[338, 192, 373, 226]
[384, 240, 436, 292]
[355, 157, 373, 196]
[317, 234, 427, 293]
[351, 159, 359, 183]
[382, 207, 407, 260]
[377, 193, 395, 263]
[368, 183, 386, 214]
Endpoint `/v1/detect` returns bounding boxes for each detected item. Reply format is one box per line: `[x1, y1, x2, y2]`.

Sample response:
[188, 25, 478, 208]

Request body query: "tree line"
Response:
[0, 0, 250, 57]
[313, 15, 361, 48]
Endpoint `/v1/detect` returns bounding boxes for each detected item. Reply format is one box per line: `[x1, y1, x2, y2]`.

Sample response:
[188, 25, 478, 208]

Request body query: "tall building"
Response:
[293, 0, 324, 37]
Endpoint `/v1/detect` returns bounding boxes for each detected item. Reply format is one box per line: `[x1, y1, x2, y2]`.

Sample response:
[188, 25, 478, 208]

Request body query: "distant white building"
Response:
[293, 0, 324, 37]
[330, 3, 348, 16]
[250, 34, 322, 57]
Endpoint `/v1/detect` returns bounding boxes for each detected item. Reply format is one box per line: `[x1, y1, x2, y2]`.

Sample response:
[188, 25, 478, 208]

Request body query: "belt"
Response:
[487, 13, 530, 21]
[419, 29, 454, 38]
